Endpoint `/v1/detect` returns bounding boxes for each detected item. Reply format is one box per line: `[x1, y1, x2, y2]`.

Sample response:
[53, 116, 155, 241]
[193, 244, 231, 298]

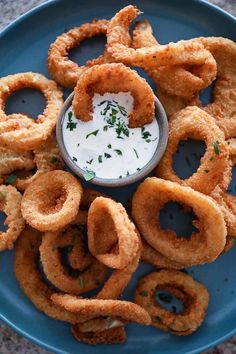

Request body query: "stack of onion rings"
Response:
[132, 20, 217, 99]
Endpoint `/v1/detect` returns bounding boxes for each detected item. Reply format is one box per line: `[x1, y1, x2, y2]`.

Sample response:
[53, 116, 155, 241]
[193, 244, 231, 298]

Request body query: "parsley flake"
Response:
[133, 148, 139, 159]
[5, 174, 17, 184]
[213, 141, 220, 155]
[98, 155, 102, 163]
[114, 149, 122, 156]
[50, 156, 59, 164]
[104, 153, 111, 158]
[86, 129, 99, 139]
[84, 170, 96, 181]
[72, 156, 78, 162]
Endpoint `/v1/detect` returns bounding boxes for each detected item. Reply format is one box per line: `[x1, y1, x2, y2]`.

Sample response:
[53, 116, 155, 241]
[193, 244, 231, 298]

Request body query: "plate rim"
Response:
[0, 0, 235, 353]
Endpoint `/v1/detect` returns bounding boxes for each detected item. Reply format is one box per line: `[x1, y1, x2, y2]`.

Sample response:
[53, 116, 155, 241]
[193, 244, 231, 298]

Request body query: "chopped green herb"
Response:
[154, 316, 162, 323]
[126, 171, 130, 176]
[116, 104, 127, 116]
[209, 156, 214, 161]
[227, 141, 231, 145]
[72, 156, 78, 162]
[103, 125, 109, 131]
[119, 175, 122, 179]
[66, 112, 77, 131]
[5, 174, 17, 184]
[77, 143, 80, 147]
[137, 167, 141, 171]
[213, 141, 220, 155]
[204, 169, 209, 173]
[64, 245, 73, 254]
[145, 139, 151, 143]
[139, 290, 148, 297]
[158, 293, 173, 303]
[98, 155, 102, 163]
[104, 153, 111, 158]
[107, 144, 112, 149]
[50, 156, 58, 164]
[86, 129, 99, 139]
[84, 170, 96, 181]
[110, 108, 118, 124]
[133, 148, 139, 159]
[141, 127, 151, 140]
[86, 159, 93, 165]
[114, 149, 122, 156]
[80, 276, 85, 288]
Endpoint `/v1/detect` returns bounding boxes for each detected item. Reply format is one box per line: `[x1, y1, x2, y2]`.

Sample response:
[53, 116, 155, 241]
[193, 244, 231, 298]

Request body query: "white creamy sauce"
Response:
[62, 92, 159, 180]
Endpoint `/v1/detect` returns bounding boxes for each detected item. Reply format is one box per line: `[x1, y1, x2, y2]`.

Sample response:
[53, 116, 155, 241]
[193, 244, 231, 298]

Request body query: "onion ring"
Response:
[95, 242, 141, 300]
[210, 139, 236, 237]
[132, 177, 226, 265]
[71, 325, 127, 345]
[134, 270, 209, 335]
[107, 6, 216, 70]
[39, 211, 107, 294]
[0, 73, 63, 151]
[21, 170, 83, 232]
[6, 134, 63, 191]
[14, 226, 78, 323]
[48, 19, 109, 88]
[132, 20, 216, 99]
[156, 106, 230, 195]
[51, 294, 151, 326]
[72, 63, 155, 128]
[0, 185, 25, 251]
[0, 147, 34, 185]
[88, 196, 140, 269]
[157, 37, 236, 137]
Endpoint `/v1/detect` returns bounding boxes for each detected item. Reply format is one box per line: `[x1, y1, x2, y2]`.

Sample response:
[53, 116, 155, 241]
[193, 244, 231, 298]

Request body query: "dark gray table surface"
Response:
[0, 0, 235, 353]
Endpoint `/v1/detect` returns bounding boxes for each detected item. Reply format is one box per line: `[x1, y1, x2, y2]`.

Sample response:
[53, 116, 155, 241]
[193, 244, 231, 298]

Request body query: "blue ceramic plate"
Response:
[0, 1, 236, 353]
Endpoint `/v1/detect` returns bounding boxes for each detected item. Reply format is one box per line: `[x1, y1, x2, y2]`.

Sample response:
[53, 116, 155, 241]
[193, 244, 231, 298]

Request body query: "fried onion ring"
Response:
[21, 170, 83, 231]
[157, 37, 236, 136]
[0, 185, 25, 251]
[132, 20, 216, 99]
[210, 139, 236, 237]
[88, 196, 140, 269]
[95, 241, 141, 300]
[39, 211, 107, 294]
[132, 178, 226, 265]
[9, 134, 63, 191]
[71, 325, 127, 345]
[134, 270, 209, 335]
[0, 73, 63, 151]
[156, 106, 230, 195]
[48, 19, 109, 88]
[14, 226, 78, 323]
[72, 63, 155, 128]
[0, 147, 34, 185]
[51, 294, 151, 326]
[107, 6, 216, 70]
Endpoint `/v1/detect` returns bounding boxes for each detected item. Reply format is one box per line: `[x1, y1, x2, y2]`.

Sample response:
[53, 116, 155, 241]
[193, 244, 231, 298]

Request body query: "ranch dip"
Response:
[62, 92, 159, 181]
